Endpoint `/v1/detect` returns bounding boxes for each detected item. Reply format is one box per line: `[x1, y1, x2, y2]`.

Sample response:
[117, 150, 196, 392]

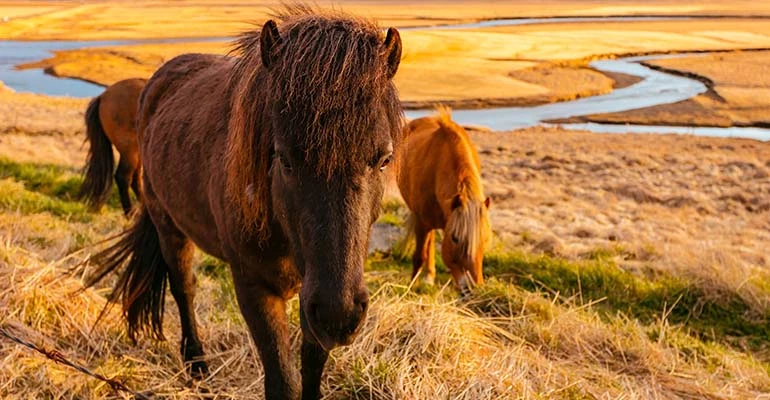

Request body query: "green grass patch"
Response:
[376, 212, 403, 227]
[483, 251, 770, 353]
[377, 199, 407, 227]
[0, 179, 93, 221]
[0, 157, 122, 209]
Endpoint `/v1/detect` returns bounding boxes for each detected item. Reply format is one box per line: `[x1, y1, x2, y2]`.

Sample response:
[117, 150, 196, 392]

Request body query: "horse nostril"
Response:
[354, 291, 369, 315]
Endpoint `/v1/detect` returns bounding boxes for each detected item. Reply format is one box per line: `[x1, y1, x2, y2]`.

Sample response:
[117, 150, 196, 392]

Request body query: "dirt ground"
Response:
[468, 127, 770, 273]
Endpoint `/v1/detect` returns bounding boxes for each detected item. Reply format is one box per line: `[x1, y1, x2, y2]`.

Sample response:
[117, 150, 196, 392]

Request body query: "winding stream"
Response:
[1, 16, 768, 140]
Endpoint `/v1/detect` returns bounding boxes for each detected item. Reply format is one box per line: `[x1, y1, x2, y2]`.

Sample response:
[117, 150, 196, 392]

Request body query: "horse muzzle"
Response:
[300, 286, 369, 351]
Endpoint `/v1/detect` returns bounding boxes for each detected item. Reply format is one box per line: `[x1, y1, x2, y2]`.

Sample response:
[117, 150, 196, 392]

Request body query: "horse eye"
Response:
[451, 235, 459, 244]
[278, 155, 293, 172]
[378, 153, 393, 172]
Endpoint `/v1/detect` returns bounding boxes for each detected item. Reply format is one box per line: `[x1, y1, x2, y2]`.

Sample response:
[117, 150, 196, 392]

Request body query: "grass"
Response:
[483, 251, 770, 353]
[0, 179, 91, 221]
[0, 157, 82, 201]
[0, 157, 123, 213]
[2, 132, 770, 399]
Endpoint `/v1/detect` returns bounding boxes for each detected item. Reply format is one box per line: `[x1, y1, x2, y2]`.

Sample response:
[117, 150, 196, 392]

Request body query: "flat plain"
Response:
[1, 1, 770, 399]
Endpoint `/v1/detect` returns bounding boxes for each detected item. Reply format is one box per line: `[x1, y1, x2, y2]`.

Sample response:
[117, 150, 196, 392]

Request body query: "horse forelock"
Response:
[225, 6, 403, 237]
[446, 196, 491, 261]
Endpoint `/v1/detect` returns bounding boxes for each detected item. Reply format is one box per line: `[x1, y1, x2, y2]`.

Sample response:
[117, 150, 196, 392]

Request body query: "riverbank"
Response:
[555, 50, 770, 127]
[11, 16, 770, 127]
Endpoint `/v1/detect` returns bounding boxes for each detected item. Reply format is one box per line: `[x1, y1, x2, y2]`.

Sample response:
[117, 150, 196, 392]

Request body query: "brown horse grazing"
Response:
[78, 78, 146, 216]
[82, 7, 403, 400]
[397, 108, 492, 294]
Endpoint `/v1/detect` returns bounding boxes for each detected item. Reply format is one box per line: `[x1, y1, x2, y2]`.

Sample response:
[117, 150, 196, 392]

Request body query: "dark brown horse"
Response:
[83, 7, 402, 400]
[78, 78, 146, 216]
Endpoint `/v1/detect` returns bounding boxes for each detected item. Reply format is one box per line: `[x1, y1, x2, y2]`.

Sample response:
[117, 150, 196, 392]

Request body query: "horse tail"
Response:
[85, 207, 168, 341]
[79, 95, 115, 210]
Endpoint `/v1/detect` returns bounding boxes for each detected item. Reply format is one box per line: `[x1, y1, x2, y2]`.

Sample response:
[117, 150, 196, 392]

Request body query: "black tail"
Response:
[85, 207, 168, 341]
[79, 96, 115, 210]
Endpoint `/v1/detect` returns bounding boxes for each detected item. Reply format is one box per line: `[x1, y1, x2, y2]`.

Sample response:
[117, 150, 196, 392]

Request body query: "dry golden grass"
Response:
[1, 116, 770, 398]
[472, 127, 770, 276]
[6, 0, 770, 41]
[2, 216, 769, 399]
[0, 83, 86, 136]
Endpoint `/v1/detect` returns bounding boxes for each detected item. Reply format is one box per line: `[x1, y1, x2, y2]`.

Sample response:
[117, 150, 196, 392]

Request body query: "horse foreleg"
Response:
[412, 222, 436, 285]
[232, 272, 300, 400]
[423, 230, 436, 285]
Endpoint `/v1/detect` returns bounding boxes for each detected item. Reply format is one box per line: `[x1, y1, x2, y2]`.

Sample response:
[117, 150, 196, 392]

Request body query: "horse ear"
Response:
[484, 196, 491, 209]
[260, 19, 282, 69]
[451, 194, 464, 210]
[382, 27, 402, 79]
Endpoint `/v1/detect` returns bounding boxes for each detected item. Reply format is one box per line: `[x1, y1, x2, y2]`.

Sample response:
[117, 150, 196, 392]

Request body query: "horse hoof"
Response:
[422, 276, 435, 286]
[188, 359, 210, 379]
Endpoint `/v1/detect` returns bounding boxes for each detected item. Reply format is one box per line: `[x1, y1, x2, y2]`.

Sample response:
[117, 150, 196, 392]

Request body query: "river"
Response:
[1, 16, 768, 140]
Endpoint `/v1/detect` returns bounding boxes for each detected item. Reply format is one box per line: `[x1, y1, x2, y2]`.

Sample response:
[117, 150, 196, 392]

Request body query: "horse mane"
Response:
[225, 5, 403, 238]
[438, 107, 491, 260]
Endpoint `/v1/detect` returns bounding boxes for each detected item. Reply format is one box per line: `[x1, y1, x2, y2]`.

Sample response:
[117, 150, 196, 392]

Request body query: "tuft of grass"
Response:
[0, 158, 82, 200]
[483, 250, 770, 354]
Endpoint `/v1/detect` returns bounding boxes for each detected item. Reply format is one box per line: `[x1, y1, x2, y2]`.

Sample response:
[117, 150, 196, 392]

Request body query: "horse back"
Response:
[138, 54, 227, 139]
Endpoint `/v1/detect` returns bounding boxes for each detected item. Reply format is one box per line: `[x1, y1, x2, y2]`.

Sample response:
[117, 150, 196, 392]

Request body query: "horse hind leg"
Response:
[149, 207, 208, 378]
[115, 158, 134, 216]
[131, 166, 144, 205]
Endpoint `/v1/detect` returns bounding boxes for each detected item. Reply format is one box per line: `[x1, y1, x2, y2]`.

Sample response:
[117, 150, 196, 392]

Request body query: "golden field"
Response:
[5, 0, 770, 41]
[2, 1, 770, 399]
[2, 103, 770, 398]
[13, 15, 770, 114]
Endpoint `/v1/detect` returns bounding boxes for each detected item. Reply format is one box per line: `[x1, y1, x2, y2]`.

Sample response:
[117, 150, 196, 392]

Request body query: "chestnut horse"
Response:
[83, 7, 402, 400]
[78, 78, 146, 216]
[397, 108, 491, 293]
